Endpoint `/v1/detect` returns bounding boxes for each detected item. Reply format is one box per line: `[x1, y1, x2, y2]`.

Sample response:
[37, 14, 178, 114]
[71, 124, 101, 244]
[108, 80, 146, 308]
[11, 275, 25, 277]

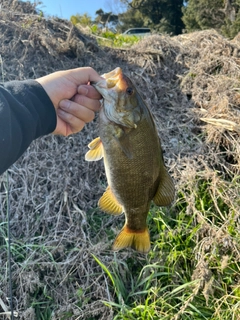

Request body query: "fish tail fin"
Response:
[112, 226, 150, 253]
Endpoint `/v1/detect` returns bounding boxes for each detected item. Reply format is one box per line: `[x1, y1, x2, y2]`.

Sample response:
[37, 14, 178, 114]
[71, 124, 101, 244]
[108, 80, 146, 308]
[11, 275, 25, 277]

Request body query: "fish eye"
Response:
[126, 87, 134, 95]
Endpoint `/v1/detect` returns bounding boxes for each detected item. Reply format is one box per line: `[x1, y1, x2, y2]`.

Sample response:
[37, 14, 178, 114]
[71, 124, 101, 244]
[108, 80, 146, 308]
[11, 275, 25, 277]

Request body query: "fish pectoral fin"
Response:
[112, 226, 150, 253]
[88, 136, 101, 149]
[98, 186, 123, 215]
[85, 137, 103, 161]
[114, 133, 133, 159]
[153, 167, 175, 206]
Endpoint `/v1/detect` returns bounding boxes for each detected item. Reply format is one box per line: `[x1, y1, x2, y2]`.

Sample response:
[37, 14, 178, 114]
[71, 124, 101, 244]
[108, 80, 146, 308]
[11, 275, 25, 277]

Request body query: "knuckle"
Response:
[73, 120, 85, 133]
[85, 66, 93, 72]
[75, 94, 85, 105]
[86, 110, 95, 123]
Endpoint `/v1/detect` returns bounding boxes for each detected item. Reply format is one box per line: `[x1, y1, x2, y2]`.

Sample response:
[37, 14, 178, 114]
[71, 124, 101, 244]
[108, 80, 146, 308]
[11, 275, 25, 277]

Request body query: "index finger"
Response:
[69, 67, 103, 85]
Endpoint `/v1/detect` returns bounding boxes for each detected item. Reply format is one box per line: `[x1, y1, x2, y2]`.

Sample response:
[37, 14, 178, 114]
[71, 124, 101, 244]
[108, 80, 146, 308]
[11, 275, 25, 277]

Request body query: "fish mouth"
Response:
[91, 67, 125, 95]
[102, 67, 122, 88]
[92, 67, 138, 128]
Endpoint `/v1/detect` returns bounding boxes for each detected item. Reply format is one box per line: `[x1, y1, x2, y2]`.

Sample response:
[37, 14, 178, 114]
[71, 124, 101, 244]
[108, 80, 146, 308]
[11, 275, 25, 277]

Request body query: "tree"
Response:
[182, 0, 240, 38]
[182, 0, 225, 31]
[70, 13, 92, 27]
[221, 0, 240, 37]
[118, 7, 145, 32]
[120, 0, 185, 35]
[95, 9, 119, 29]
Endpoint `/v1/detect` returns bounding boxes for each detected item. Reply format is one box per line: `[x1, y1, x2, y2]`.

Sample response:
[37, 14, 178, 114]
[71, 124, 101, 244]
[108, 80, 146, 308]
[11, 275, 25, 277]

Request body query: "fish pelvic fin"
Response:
[85, 137, 103, 161]
[153, 167, 175, 206]
[112, 226, 150, 253]
[98, 186, 123, 215]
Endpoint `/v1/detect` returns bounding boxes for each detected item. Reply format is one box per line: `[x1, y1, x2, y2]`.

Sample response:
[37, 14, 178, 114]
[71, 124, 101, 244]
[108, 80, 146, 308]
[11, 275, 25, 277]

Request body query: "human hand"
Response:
[36, 67, 102, 136]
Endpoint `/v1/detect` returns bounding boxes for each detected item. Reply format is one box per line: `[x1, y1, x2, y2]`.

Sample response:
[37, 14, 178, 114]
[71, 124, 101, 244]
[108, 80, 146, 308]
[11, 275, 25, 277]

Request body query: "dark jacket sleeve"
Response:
[0, 80, 56, 175]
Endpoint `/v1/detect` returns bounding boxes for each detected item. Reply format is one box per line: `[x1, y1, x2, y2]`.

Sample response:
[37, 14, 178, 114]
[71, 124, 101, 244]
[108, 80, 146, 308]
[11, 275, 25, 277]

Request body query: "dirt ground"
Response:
[0, 1, 239, 319]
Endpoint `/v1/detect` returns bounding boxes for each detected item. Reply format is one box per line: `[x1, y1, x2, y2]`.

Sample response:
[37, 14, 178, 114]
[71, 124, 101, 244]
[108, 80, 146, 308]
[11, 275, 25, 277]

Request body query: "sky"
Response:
[28, 0, 126, 20]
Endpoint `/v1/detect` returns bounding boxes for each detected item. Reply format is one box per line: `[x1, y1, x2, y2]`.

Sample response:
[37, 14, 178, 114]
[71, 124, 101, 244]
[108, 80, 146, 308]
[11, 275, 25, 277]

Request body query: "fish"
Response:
[85, 67, 175, 253]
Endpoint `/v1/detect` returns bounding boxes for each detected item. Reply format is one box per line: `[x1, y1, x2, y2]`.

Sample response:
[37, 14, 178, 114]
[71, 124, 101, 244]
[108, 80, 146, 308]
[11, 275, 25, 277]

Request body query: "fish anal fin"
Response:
[112, 226, 150, 253]
[153, 167, 175, 206]
[98, 186, 123, 215]
[85, 137, 103, 161]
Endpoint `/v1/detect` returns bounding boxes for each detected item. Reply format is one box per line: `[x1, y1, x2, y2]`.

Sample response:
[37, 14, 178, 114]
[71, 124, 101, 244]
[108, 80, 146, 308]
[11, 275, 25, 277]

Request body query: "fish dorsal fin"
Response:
[85, 137, 103, 161]
[98, 186, 123, 215]
[153, 167, 175, 206]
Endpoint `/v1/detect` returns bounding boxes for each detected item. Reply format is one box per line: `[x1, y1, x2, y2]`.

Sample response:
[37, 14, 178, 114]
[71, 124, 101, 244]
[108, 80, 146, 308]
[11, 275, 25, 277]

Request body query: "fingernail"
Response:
[59, 100, 70, 110]
[78, 86, 88, 95]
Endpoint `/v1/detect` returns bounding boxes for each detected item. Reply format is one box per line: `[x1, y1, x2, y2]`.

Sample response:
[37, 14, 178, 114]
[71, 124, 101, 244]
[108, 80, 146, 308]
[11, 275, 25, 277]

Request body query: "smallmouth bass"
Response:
[86, 67, 175, 253]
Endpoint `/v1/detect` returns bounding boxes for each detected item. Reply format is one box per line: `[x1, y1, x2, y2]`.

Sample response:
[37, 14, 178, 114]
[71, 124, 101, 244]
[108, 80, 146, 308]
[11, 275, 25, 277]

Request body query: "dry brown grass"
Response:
[0, 1, 239, 319]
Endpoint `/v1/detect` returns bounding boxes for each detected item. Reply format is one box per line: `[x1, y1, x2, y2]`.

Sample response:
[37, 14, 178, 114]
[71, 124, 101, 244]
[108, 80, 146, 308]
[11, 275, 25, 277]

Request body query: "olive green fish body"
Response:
[100, 101, 163, 231]
[86, 68, 175, 253]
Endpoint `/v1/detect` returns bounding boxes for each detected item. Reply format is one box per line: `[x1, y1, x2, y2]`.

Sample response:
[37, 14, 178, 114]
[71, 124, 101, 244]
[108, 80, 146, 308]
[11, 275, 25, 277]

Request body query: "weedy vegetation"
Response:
[89, 25, 140, 48]
[0, 1, 240, 320]
[77, 24, 149, 49]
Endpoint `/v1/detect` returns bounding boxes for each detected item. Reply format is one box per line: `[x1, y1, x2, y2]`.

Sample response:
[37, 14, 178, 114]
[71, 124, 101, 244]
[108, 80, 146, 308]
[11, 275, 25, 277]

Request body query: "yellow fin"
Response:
[112, 226, 150, 253]
[98, 186, 123, 215]
[88, 136, 101, 149]
[153, 167, 175, 206]
[85, 137, 103, 161]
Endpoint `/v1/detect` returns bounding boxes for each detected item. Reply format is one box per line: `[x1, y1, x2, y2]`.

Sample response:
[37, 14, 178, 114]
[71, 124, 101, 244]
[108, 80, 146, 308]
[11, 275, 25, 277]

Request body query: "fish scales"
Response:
[101, 115, 161, 215]
[85, 67, 175, 253]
